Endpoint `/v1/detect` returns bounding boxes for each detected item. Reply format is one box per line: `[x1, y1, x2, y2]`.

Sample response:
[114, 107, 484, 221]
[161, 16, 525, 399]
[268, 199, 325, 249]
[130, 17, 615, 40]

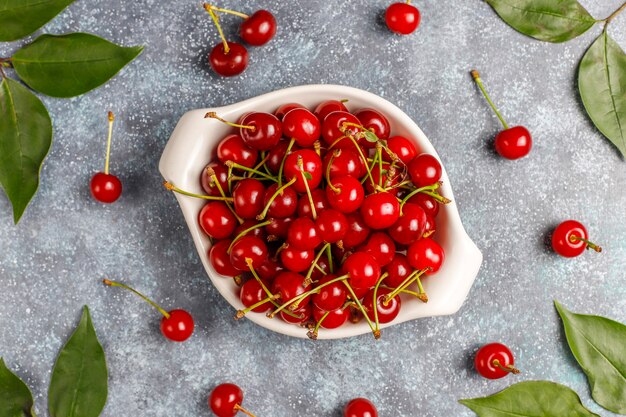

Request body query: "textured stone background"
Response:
[1, 1, 625, 416]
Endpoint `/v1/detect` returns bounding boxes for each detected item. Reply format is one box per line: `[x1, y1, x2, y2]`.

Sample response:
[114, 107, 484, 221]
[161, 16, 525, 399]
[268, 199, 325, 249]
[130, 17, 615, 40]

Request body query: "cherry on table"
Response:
[91, 112, 122, 203]
[209, 383, 258, 417]
[385, 1, 421, 35]
[475, 342, 520, 379]
[209, 42, 249, 77]
[344, 398, 378, 417]
[103, 279, 194, 342]
[552, 220, 602, 257]
[240, 10, 277, 46]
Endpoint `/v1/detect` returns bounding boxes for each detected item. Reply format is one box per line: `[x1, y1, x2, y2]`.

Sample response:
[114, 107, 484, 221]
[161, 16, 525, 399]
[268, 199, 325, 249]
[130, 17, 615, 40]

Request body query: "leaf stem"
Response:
[605, 1, 626, 25]
[104, 112, 115, 175]
[470, 70, 509, 129]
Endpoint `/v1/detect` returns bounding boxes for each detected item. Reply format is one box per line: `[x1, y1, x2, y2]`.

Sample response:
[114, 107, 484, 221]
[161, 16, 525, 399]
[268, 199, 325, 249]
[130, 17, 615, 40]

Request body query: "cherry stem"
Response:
[226, 161, 277, 182]
[272, 274, 348, 317]
[325, 149, 342, 193]
[277, 138, 295, 188]
[342, 280, 378, 338]
[227, 220, 271, 253]
[399, 183, 442, 210]
[570, 235, 602, 253]
[257, 177, 296, 220]
[102, 279, 170, 319]
[163, 181, 234, 201]
[329, 134, 376, 187]
[307, 310, 330, 339]
[207, 167, 243, 224]
[605, 1, 626, 24]
[104, 112, 115, 175]
[203, 5, 230, 54]
[205, 112, 255, 131]
[304, 242, 331, 286]
[326, 244, 334, 274]
[234, 404, 258, 417]
[470, 70, 509, 130]
[492, 359, 521, 375]
[384, 268, 429, 302]
[204, 4, 249, 19]
[236, 294, 278, 319]
[372, 272, 389, 335]
[245, 259, 301, 319]
[297, 156, 317, 220]
[377, 142, 383, 188]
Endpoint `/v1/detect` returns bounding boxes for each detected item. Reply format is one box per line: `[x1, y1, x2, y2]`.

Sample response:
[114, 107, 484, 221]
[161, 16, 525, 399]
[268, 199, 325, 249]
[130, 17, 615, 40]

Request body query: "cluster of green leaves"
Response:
[0, 0, 143, 224]
[460, 301, 626, 416]
[0, 306, 108, 417]
[484, 0, 626, 159]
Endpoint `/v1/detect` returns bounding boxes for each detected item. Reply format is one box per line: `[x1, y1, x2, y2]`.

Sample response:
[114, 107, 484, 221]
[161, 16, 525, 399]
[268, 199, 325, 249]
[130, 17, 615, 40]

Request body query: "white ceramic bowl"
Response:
[159, 84, 482, 339]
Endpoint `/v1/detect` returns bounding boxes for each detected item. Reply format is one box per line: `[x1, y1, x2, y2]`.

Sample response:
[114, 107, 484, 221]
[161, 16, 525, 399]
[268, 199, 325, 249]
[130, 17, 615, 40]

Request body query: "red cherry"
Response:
[217, 134, 258, 169]
[366, 162, 400, 196]
[283, 149, 323, 193]
[495, 126, 532, 160]
[310, 256, 331, 282]
[262, 183, 298, 218]
[312, 274, 347, 312]
[407, 237, 444, 274]
[344, 398, 378, 417]
[384, 135, 418, 164]
[321, 111, 362, 148]
[313, 305, 349, 329]
[282, 108, 321, 147]
[314, 100, 348, 121]
[388, 203, 427, 245]
[326, 176, 365, 214]
[363, 287, 401, 324]
[274, 103, 306, 120]
[343, 252, 381, 289]
[257, 257, 283, 283]
[360, 232, 396, 267]
[354, 108, 391, 141]
[160, 309, 195, 342]
[91, 173, 122, 203]
[209, 383, 254, 417]
[210, 240, 241, 277]
[209, 42, 248, 77]
[297, 189, 329, 219]
[232, 178, 265, 219]
[239, 10, 276, 46]
[239, 112, 282, 151]
[234, 219, 267, 241]
[315, 209, 348, 243]
[342, 212, 371, 248]
[408, 154, 442, 187]
[360, 192, 400, 230]
[265, 216, 294, 239]
[287, 217, 322, 250]
[281, 303, 312, 324]
[385, 2, 421, 35]
[408, 193, 439, 218]
[551, 220, 602, 257]
[266, 139, 299, 174]
[475, 343, 520, 379]
[280, 246, 315, 272]
[272, 271, 310, 304]
[229, 235, 268, 271]
[199, 202, 237, 239]
[384, 253, 412, 287]
[201, 162, 229, 196]
[323, 148, 367, 179]
[423, 214, 436, 237]
[240, 279, 272, 313]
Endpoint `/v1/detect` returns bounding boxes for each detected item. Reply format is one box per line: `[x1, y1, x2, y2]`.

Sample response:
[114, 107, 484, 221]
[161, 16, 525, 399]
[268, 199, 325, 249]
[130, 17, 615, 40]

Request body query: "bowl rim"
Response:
[159, 84, 482, 339]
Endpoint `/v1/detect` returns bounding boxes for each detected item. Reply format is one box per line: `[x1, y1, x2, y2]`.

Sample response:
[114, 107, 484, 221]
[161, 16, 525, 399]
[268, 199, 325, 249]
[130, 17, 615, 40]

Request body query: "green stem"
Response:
[605, 1, 626, 24]
[304, 243, 331, 285]
[342, 280, 377, 337]
[208, 167, 243, 224]
[104, 112, 115, 175]
[103, 279, 170, 319]
[257, 177, 296, 220]
[470, 70, 509, 130]
[236, 295, 276, 319]
[226, 161, 277, 182]
[308, 310, 331, 339]
[227, 220, 271, 253]
[203, 7, 230, 53]
[372, 272, 388, 335]
[277, 138, 295, 188]
[326, 244, 334, 274]
[164, 181, 234, 201]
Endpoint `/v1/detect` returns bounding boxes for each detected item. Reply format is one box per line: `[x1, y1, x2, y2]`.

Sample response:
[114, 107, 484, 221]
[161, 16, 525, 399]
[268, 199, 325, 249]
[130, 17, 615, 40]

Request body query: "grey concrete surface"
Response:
[1, 1, 625, 416]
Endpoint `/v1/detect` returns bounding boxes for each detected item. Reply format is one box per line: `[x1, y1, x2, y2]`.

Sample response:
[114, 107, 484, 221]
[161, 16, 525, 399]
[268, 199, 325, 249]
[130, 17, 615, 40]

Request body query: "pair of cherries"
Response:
[204, 4, 276, 77]
[209, 383, 378, 417]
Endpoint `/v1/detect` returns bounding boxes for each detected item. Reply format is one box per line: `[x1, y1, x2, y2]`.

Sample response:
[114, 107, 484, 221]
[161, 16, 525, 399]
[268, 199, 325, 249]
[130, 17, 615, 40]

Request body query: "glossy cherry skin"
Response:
[209, 42, 248, 77]
[321, 111, 362, 148]
[272, 271, 310, 304]
[263, 183, 298, 218]
[313, 305, 349, 329]
[360, 192, 400, 230]
[287, 217, 322, 250]
[343, 252, 381, 289]
[360, 232, 396, 267]
[266, 139, 299, 174]
[229, 235, 268, 271]
[281, 303, 312, 324]
[363, 287, 401, 324]
[265, 216, 294, 239]
[384, 253, 412, 287]
[90, 172, 122, 203]
[240, 279, 272, 313]
[234, 219, 267, 241]
[388, 203, 427, 245]
[342, 212, 371, 248]
[239, 112, 282, 151]
[495, 126, 532, 160]
[232, 178, 265, 219]
[282, 107, 321, 147]
[274, 102, 306, 120]
[551, 220, 591, 258]
[283, 149, 323, 193]
[475, 343, 517, 379]
[199, 202, 237, 239]
[384, 135, 418, 164]
[314, 100, 348, 121]
[407, 237, 444, 274]
[385, 2, 421, 35]
[217, 134, 258, 168]
[366, 162, 400, 195]
[408, 193, 439, 218]
[209, 239, 241, 277]
[355, 108, 391, 141]
[315, 209, 348, 243]
[323, 148, 367, 180]
[209, 383, 244, 417]
[201, 162, 229, 196]
[297, 189, 329, 219]
[257, 257, 283, 283]
[408, 154, 442, 187]
[423, 214, 436, 237]
[160, 309, 194, 342]
[344, 398, 378, 417]
[326, 176, 365, 214]
[240, 10, 277, 46]
[280, 246, 315, 272]
[312, 274, 347, 312]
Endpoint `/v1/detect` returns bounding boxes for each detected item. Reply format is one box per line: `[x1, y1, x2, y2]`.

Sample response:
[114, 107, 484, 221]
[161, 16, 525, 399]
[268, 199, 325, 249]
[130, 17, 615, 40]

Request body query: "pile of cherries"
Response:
[165, 99, 450, 339]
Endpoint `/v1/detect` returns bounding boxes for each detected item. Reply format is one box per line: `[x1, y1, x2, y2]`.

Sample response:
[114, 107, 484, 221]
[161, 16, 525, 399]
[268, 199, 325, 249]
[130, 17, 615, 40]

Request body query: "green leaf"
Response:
[302, 171, 313, 180]
[578, 31, 626, 158]
[12, 33, 143, 98]
[0, 77, 52, 224]
[0, 358, 35, 417]
[460, 381, 600, 417]
[49, 306, 107, 417]
[363, 131, 379, 143]
[555, 301, 626, 414]
[484, 0, 597, 43]
[0, 0, 76, 42]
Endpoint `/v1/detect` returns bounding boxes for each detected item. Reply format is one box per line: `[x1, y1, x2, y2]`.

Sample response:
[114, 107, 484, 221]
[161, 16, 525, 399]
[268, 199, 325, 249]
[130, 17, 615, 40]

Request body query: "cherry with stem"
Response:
[91, 112, 123, 203]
